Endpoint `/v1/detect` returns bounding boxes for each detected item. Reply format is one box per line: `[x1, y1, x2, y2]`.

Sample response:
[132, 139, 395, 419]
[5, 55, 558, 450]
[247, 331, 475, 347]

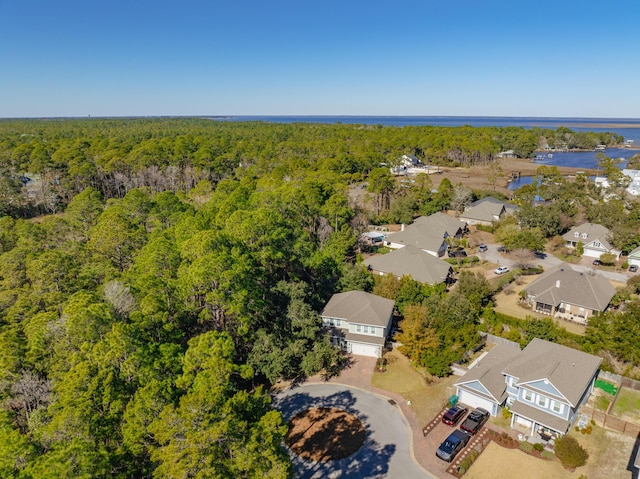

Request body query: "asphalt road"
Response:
[274, 383, 435, 479]
[478, 243, 630, 283]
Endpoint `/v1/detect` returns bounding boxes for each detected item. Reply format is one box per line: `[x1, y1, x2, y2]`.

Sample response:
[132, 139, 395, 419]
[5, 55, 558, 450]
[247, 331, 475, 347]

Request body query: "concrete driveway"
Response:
[274, 383, 435, 479]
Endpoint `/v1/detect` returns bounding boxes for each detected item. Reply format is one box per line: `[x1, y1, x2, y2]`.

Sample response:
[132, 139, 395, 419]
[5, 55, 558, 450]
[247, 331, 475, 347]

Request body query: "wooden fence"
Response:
[581, 405, 640, 438]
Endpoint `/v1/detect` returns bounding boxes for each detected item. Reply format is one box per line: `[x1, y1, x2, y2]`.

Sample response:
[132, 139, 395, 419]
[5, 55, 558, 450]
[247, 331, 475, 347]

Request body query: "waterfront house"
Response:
[523, 262, 616, 324]
[321, 291, 394, 358]
[454, 338, 602, 439]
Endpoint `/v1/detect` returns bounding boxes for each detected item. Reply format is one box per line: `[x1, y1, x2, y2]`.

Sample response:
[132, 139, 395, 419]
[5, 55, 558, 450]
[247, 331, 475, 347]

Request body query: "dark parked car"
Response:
[460, 407, 490, 435]
[448, 249, 467, 258]
[497, 246, 507, 253]
[442, 405, 468, 426]
[593, 259, 601, 266]
[630, 265, 638, 273]
[436, 429, 470, 462]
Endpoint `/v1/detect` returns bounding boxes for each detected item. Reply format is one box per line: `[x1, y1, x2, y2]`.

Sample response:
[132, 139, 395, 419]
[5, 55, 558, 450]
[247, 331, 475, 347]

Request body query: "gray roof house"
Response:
[455, 338, 602, 440]
[321, 291, 394, 358]
[363, 245, 453, 285]
[562, 222, 621, 260]
[459, 197, 519, 226]
[524, 262, 616, 324]
[412, 212, 468, 239]
[384, 212, 467, 256]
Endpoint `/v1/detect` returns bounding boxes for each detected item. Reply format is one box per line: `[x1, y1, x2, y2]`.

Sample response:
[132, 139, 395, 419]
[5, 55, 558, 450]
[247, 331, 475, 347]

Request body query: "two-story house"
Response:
[562, 222, 621, 260]
[320, 291, 394, 358]
[455, 338, 602, 440]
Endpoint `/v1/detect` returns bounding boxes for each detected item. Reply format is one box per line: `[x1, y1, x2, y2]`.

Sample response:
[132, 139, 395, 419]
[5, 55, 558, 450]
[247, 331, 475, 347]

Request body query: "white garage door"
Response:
[350, 342, 380, 358]
[458, 390, 495, 415]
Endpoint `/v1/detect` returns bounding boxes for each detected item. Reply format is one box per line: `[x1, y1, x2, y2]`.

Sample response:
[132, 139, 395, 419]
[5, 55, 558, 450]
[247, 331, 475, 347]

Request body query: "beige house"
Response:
[459, 197, 518, 226]
[363, 244, 453, 285]
[562, 223, 621, 260]
[384, 212, 467, 256]
[320, 291, 394, 358]
[524, 263, 616, 324]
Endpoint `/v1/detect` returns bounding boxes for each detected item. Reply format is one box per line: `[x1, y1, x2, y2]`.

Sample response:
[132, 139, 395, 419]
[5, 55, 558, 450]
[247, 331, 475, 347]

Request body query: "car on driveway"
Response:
[460, 407, 490, 435]
[442, 405, 468, 426]
[593, 259, 601, 266]
[436, 429, 470, 462]
[478, 244, 488, 252]
[630, 265, 638, 273]
[497, 245, 507, 253]
[494, 266, 510, 275]
[448, 249, 467, 258]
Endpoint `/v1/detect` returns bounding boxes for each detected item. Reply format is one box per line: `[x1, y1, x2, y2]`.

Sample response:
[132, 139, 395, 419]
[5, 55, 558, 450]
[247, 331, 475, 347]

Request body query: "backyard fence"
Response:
[581, 405, 640, 438]
[480, 332, 521, 350]
[598, 370, 640, 392]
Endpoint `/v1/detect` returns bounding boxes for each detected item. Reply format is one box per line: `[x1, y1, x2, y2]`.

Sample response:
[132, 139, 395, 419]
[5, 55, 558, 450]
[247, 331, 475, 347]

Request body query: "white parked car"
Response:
[494, 266, 510, 275]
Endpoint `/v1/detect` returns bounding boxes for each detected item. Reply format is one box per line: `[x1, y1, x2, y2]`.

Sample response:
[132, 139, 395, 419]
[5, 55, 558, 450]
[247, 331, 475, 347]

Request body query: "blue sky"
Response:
[0, 0, 638, 118]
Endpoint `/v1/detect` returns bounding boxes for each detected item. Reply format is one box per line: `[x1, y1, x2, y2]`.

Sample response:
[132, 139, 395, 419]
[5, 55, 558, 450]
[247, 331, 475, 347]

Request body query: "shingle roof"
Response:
[321, 291, 394, 327]
[524, 262, 615, 312]
[502, 338, 602, 407]
[454, 345, 522, 403]
[460, 197, 516, 223]
[412, 212, 466, 238]
[509, 400, 571, 434]
[363, 245, 452, 285]
[561, 223, 615, 251]
[384, 225, 447, 253]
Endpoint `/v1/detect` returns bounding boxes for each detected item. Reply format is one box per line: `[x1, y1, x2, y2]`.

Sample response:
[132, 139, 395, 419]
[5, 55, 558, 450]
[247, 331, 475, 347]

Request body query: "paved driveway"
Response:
[274, 383, 435, 479]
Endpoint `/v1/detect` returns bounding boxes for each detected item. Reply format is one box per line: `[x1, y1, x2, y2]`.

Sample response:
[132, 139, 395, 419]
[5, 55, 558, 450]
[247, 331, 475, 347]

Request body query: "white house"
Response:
[321, 291, 394, 358]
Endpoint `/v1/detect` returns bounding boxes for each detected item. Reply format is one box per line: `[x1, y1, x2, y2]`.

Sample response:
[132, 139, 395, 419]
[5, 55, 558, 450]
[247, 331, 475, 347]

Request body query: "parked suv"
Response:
[478, 244, 488, 252]
[442, 405, 468, 426]
[436, 429, 470, 462]
[460, 407, 490, 435]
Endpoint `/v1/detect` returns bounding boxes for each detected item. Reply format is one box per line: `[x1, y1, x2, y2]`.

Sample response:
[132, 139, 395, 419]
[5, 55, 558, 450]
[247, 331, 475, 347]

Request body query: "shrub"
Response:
[533, 443, 544, 452]
[554, 435, 589, 469]
[541, 450, 555, 461]
[519, 441, 533, 453]
[501, 407, 512, 420]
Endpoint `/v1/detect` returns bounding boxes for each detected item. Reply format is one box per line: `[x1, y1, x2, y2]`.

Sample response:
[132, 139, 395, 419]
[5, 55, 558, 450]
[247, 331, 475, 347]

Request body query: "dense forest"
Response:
[0, 118, 635, 478]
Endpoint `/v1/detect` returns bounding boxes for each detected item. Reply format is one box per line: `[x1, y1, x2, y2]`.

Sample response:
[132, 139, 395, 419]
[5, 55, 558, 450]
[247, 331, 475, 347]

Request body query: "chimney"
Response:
[555, 280, 561, 288]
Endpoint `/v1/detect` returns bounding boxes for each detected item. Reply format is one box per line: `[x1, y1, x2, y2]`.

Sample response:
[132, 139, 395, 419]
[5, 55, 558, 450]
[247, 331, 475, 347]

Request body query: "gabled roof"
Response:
[503, 338, 602, 407]
[459, 197, 517, 223]
[321, 291, 394, 327]
[629, 245, 640, 259]
[384, 225, 446, 253]
[562, 223, 615, 250]
[412, 212, 467, 238]
[363, 245, 452, 285]
[454, 345, 522, 404]
[524, 262, 615, 312]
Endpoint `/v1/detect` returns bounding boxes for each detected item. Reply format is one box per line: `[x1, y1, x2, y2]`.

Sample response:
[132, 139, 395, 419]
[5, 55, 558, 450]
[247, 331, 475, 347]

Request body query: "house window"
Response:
[523, 390, 533, 402]
[593, 241, 601, 248]
[362, 325, 369, 334]
[582, 233, 588, 239]
[334, 319, 341, 327]
[370, 327, 376, 335]
[356, 324, 362, 333]
[574, 232, 579, 238]
[537, 395, 548, 408]
[552, 401, 563, 414]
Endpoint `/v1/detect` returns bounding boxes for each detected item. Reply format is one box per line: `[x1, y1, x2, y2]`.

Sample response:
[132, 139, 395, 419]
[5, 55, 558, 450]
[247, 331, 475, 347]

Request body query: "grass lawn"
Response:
[463, 442, 581, 479]
[572, 426, 636, 479]
[611, 387, 640, 423]
[370, 348, 457, 426]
